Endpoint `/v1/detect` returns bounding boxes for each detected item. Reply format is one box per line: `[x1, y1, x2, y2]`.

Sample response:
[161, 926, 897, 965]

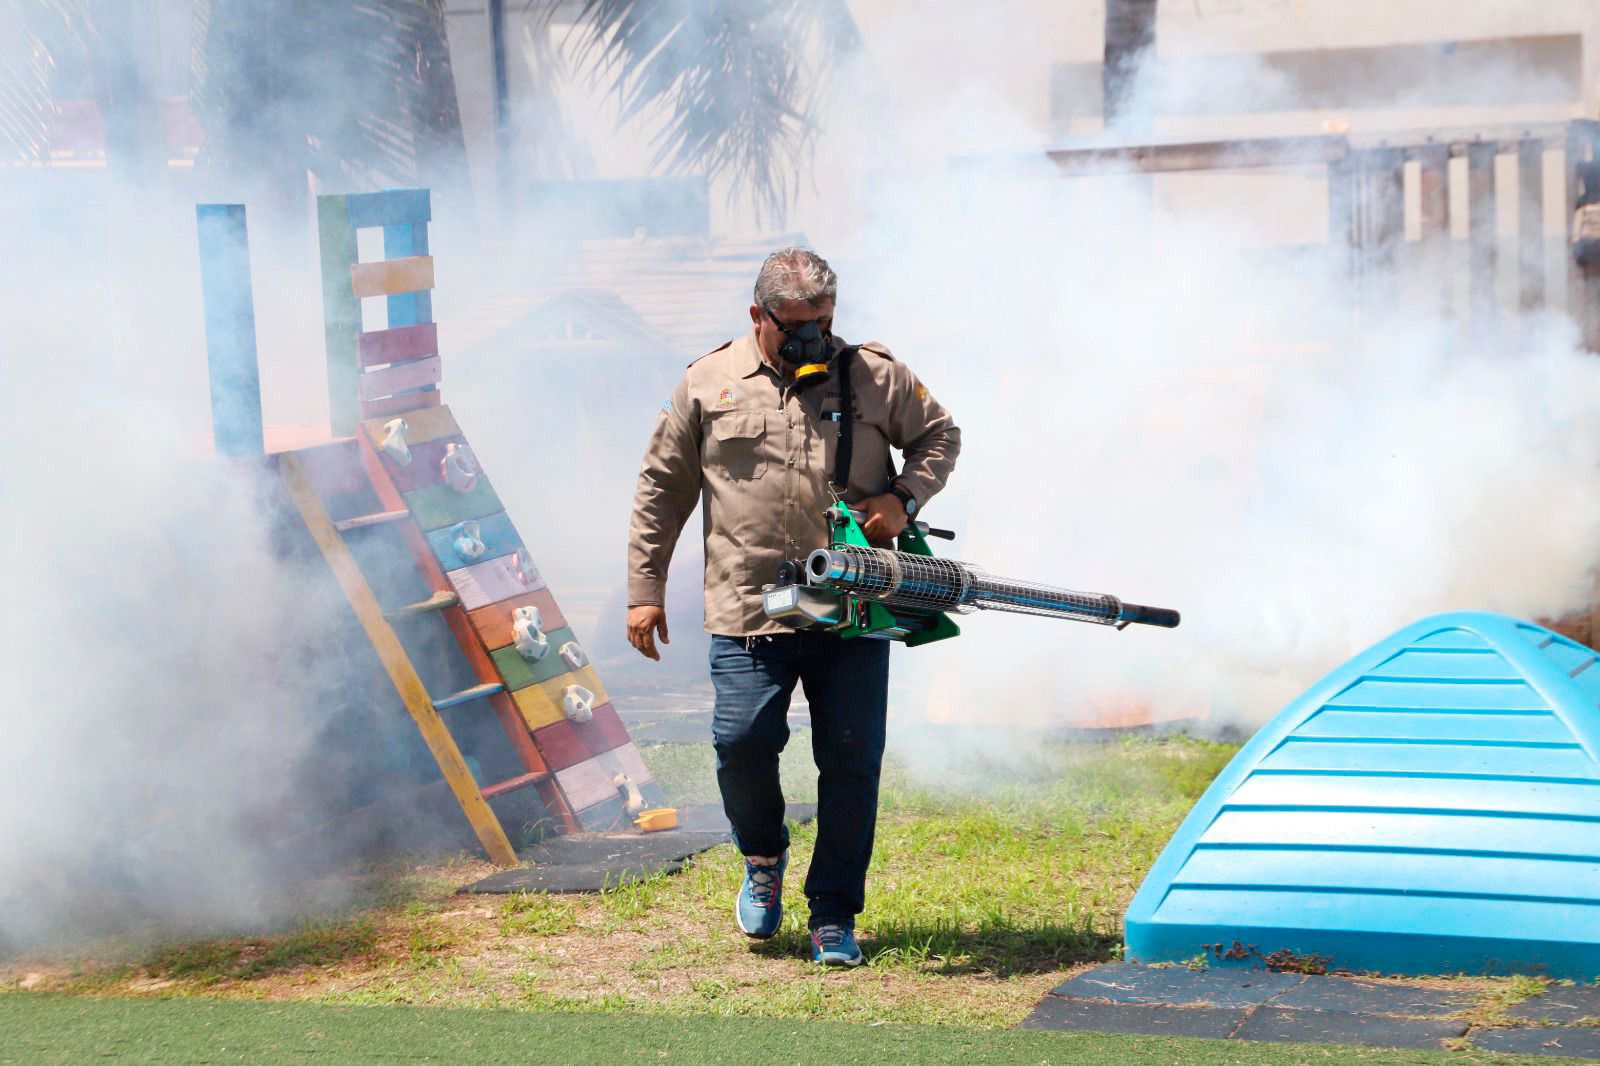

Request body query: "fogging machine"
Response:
[762, 502, 1181, 646]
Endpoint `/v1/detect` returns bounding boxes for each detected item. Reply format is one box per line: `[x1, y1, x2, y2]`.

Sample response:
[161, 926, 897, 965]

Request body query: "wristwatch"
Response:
[889, 485, 918, 517]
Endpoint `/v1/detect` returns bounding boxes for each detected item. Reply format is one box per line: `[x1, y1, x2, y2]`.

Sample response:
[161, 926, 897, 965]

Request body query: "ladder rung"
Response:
[385, 590, 460, 619]
[433, 682, 504, 710]
[481, 770, 550, 799]
[333, 509, 410, 532]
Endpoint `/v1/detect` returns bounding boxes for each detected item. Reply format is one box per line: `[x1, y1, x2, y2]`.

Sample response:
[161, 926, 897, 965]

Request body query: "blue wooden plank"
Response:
[195, 204, 264, 457]
[425, 512, 523, 571]
[384, 221, 433, 328]
[347, 187, 431, 229]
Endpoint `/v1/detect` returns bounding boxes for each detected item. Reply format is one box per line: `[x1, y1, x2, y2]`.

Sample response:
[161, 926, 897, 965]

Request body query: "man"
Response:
[625, 248, 960, 966]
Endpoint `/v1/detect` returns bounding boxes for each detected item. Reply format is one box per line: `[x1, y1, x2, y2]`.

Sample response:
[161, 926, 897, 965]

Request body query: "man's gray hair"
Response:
[753, 247, 837, 310]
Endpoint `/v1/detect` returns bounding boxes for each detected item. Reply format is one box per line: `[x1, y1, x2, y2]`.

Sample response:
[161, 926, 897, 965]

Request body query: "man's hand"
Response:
[859, 493, 910, 545]
[626, 605, 670, 661]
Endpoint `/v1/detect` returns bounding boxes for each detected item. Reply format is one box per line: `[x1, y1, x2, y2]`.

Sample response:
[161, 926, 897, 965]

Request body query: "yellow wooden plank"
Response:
[350, 255, 435, 299]
[279, 452, 517, 867]
[534, 664, 609, 712]
[512, 684, 566, 731]
[360, 404, 460, 449]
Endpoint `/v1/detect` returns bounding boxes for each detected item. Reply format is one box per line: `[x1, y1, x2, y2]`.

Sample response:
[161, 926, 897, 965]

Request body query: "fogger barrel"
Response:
[805, 545, 1180, 629]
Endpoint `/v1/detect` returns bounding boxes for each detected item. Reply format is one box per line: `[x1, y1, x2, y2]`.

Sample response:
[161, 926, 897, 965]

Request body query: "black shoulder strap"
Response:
[831, 345, 859, 493]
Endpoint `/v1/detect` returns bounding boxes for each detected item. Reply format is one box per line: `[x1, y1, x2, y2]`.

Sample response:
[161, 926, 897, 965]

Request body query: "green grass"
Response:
[1, 734, 1573, 1041]
[0, 994, 1574, 1065]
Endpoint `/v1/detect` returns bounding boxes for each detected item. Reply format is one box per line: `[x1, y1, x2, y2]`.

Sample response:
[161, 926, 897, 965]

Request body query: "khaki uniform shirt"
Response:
[628, 331, 962, 637]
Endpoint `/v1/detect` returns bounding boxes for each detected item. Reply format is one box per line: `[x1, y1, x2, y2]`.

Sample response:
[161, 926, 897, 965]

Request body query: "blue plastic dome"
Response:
[1125, 611, 1600, 979]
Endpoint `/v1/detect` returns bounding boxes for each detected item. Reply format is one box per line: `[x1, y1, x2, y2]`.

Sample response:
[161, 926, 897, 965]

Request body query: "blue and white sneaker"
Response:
[810, 923, 864, 967]
[735, 852, 786, 939]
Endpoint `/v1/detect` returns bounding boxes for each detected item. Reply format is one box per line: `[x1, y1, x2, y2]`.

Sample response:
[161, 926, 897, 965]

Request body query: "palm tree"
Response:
[4, 0, 861, 227]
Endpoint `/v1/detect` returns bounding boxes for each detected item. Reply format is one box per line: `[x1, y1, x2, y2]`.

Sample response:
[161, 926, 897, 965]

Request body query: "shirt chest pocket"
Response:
[710, 411, 769, 480]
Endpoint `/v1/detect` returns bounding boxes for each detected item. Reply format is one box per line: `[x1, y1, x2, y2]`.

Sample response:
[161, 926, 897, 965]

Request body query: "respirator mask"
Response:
[768, 309, 832, 388]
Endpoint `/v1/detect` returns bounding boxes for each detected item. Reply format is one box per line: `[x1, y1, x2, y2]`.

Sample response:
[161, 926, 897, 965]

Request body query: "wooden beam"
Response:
[360, 390, 441, 420]
[359, 323, 439, 368]
[279, 451, 518, 867]
[1048, 134, 1348, 176]
[195, 204, 264, 457]
[1466, 144, 1497, 326]
[1518, 140, 1546, 311]
[351, 256, 434, 299]
[359, 354, 442, 401]
[316, 195, 362, 438]
[346, 187, 431, 229]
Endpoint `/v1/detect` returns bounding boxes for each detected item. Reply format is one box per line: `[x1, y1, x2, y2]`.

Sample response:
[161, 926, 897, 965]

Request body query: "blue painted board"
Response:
[384, 221, 432, 328]
[1125, 611, 1600, 980]
[347, 187, 431, 229]
[425, 511, 523, 571]
[195, 204, 264, 457]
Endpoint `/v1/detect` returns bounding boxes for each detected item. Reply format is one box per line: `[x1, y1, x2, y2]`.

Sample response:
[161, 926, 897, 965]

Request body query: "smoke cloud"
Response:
[6, 0, 1600, 949]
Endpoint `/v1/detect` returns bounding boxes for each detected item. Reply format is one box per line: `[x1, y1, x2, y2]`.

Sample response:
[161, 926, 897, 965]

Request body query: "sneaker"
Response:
[810, 923, 864, 967]
[735, 852, 786, 939]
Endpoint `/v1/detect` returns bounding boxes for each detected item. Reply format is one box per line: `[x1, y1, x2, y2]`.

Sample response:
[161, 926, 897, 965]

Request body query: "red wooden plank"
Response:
[379, 434, 467, 493]
[570, 702, 630, 757]
[467, 589, 568, 649]
[360, 354, 441, 401]
[481, 769, 549, 799]
[531, 721, 591, 772]
[359, 322, 439, 368]
[360, 388, 441, 420]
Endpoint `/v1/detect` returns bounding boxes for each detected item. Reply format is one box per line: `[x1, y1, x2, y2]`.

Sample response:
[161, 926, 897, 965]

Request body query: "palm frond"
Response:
[515, 13, 595, 181]
[0, 0, 92, 164]
[571, 0, 862, 227]
[192, 0, 470, 198]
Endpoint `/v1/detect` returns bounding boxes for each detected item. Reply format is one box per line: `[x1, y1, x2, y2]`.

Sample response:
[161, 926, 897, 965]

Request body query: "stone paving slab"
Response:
[1051, 962, 1305, 1008]
[1234, 1006, 1466, 1050]
[1268, 976, 1474, 1016]
[1472, 1026, 1600, 1058]
[1020, 996, 1246, 1038]
[1510, 987, 1600, 1025]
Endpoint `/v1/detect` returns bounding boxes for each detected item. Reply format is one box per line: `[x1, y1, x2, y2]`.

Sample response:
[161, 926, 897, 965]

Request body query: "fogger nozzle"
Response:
[804, 545, 1180, 629]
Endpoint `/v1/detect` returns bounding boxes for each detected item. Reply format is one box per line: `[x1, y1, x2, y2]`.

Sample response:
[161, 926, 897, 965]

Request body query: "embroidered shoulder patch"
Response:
[716, 387, 735, 408]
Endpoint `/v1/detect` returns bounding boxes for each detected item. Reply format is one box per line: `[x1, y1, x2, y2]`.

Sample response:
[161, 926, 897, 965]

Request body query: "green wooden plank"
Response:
[403, 473, 505, 532]
[317, 194, 361, 438]
[490, 626, 579, 690]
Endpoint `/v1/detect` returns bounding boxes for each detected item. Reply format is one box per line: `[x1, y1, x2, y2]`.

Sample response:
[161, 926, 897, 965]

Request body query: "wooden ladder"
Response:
[279, 445, 579, 867]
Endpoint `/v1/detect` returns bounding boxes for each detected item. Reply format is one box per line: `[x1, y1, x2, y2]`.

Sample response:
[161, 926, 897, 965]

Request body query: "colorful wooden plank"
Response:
[360, 389, 440, 420]
[530, 720, 590, 773]
[571, 702, 631, 758]
[316, 194, 361, 437]
[490, 626, 580, 691]
[278, 452, 516, 867]
[361, 404, 460, 449]
[359, 322, 439, 368]
[359, 354, 441, 401]
[195, 203, 264, 457]
[531, 664, 608, 714]
[404, 473, 504, 532]
[446, 552, 546, 611]
[426, 512, 522, 572]
[468, 589, 567, 649]
[346, 187, 431, 229]
[555, 743, 654, 813]
[380, 435, 465, 493]
[512, 684, 565, 731]
[351, 255, 434, 299]
[572, 779, 669, 832]
[384, 222, 432, 328]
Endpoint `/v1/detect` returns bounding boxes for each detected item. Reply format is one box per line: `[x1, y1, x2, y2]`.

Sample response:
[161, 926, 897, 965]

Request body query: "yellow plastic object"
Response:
[633, 807, 678, 833]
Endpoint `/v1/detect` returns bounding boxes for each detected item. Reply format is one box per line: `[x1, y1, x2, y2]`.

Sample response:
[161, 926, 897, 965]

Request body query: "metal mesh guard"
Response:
[808, 545, 1123, 625]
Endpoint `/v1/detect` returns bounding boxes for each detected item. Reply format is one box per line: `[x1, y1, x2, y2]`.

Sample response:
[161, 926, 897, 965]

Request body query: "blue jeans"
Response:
[709, 631, 891, 929]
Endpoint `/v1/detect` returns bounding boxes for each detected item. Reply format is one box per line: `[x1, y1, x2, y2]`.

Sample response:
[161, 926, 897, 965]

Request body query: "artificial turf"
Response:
[0, 994, 1574, 1065]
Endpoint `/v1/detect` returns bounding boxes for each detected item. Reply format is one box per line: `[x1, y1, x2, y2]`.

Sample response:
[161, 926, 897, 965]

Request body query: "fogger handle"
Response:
[1118, 602, 1182, 629]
